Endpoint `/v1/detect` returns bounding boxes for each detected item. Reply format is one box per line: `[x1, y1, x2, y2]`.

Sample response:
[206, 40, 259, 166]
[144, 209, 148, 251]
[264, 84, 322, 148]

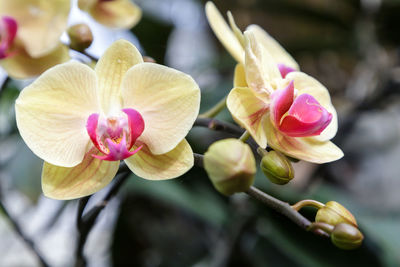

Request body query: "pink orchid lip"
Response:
[86, 108, 145, 161]
[277, 63, 296, 78]
[270, 80, 332, 137]
[0, 16, 18, 59]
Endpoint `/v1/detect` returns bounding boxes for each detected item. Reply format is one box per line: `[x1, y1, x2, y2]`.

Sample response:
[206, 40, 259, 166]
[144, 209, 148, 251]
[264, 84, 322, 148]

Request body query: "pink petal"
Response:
[92, 138, 142, 161]
[278, 93, 332, 137]
[122, 108, 145, 149]
[270, 80, 294, 126]
[0, 16, 18, 59]
[278, 63, 296, 78]
[86, 113, 108, 154]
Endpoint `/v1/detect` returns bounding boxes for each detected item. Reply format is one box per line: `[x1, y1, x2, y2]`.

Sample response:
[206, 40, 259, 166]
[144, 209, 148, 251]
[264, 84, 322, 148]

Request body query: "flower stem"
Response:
[245, 186, 329, 238]
[239, 130, 250, 142]
[198, 96, 227, 118]
[291, 199, 325, 211]
[75, 171, 131, 267]
[67, 45, 98, 61]
[194, 117, 244, 136]
[192, 153, 328, 238]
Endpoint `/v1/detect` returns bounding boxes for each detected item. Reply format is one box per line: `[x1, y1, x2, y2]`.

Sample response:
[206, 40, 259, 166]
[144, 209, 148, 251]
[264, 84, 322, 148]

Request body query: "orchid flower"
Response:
[15, 40, 200, 199]
[227, 30, 343, 163]
[205, 2, 342, 163]
[0, 0, 70, 79]
[78, 0, 142, 29]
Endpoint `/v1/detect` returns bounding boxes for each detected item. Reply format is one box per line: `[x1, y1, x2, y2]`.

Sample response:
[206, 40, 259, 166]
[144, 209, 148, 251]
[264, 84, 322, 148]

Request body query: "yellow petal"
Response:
[234, 63, 247, 87]
[0, 44, 70, 79]
[227, 11, 245, 48]
[90, 0, 142, 29]
[265, 117, 343, 163]
[124, 139, 194, 180]
[205, 2, 244, 64]
[42, 147, 119, 200]
[95, 39, 143, 115]
[247, 24, 299, 70]
[244, 29, 281, 96]
[15, 61, 100, 167]
[285, 71, 338, 141]
[0, 0, 70, 58]
[122, 63, 200, 155]
[78, 0, 97, 11]
[227, 87, 269, 148]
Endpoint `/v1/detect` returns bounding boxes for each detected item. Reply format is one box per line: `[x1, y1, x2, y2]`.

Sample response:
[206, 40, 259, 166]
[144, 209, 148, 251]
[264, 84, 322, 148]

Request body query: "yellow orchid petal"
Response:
[246, 24, 299, 70]
[227, 87, 269, 148]
[0, 0, 70, 58]
[77, 0, 97, 11]
[122, 63, 200, 155]
[124, 139, 194, 180]
[205, 2, 244, 64]
[95, 39, 143, 114]
[15, 61, 99, 167]
[285, 71, 338, 141]
[265, 118, 343, 163]
[234, 63, 247, 87]
[90, 0, 142, 29]
[42, 147, 119, 200]
[227, 11, 245, 48]
[244, 29, 281, 96]
[0, 44, 70, 79]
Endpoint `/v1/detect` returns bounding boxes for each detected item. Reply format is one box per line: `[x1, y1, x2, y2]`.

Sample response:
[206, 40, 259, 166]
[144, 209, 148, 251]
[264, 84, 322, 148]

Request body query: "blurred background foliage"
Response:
[1, 0, 400, 266]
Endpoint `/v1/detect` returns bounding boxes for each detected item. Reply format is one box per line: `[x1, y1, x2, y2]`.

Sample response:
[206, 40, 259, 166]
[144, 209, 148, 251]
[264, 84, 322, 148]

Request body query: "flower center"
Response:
[0, 16, 17, 59]
[86, 108, 145, 161]
[270, 81, 332, 137]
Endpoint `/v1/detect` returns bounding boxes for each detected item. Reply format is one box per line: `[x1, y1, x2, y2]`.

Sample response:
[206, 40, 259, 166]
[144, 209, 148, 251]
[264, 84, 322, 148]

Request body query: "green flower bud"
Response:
[204, 139, 256, 196]
[67, 23, 93, 52]
[316, 201, 357, 227]
[331, 223, 364, 250]
[259, 150, 294, 185]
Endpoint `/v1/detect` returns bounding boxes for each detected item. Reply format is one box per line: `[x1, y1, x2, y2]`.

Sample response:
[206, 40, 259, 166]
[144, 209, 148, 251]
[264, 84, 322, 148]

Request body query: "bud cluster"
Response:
[297, 200, 364, 250]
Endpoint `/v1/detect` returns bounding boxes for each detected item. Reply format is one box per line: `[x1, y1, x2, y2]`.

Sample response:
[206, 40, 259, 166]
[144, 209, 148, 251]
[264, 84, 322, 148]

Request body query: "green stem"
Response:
[257, 147, 268, 157]
[291, 199, 325, 211]
[239, 130, 250, 142]
[198, 96, 227, 118]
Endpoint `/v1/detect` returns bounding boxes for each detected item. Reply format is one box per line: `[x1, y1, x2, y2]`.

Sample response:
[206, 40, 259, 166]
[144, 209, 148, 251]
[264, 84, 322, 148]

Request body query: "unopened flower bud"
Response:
[316, 201, 357, 227]
[67, 24, 93, 52]
[204, 139, 256, 196]
[259, 149, 294, 185]
[331, 223, 363, 250]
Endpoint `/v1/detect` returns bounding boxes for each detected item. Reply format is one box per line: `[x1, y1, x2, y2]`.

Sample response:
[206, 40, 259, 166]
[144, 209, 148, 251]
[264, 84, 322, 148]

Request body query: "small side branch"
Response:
[74, 171, 131, 267]
[193, 153, 328, 238]
[194, 117, 244, 136]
